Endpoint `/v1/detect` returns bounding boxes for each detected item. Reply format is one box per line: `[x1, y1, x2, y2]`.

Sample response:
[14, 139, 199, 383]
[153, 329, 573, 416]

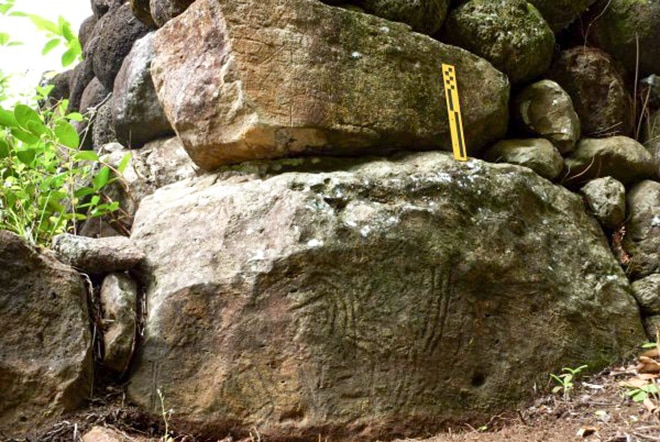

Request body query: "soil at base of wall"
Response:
[10, 360, 660, 442]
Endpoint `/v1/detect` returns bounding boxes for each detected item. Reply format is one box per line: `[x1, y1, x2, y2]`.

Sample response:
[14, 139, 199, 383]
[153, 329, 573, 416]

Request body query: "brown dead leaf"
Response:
[643, 397, 658, 414]
[641, 348, 660, 359]
[638, 356, 660, 374]
[620, 377, 652, 389]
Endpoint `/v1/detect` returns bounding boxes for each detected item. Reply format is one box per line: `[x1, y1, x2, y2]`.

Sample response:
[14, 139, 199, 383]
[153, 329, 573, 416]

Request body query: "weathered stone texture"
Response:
[564, 137, 655, 186]
[548, 47, 633, 138]
[580, 177, 626, 230]
[93, 3, 151, 90]
[128, 152, 643, 440]
[0, 231, 92, 437]
[484, 138, 564, 181]
[440, 0, 555, 84]
[527, 0, 597, 31]
[587, 0, 660, 77]
[623, 180, 660, 280]
[100, 273, 138, 372]
[361, 0, 450, 35]
[52, 233, 145, 274]
[150, 0, 195, 27]
[113, 32, 173, 148]
[151, 0, 509, 170]
[512, 79, 580, 154]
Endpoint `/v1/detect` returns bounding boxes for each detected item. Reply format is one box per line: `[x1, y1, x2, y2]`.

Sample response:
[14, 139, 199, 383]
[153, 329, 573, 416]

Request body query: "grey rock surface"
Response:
[564, 137, 655, 186]
[92, 3, 151, 90]
[52, 233, 145, 274]
[587, 0, 660, 77]
[548, 47, 633, 138]
[440, 0, 555, 84]
[113, 33, 173, 148]
[361, 0, 450, 35]
[580, 177, 626, 230]
[527, 0, 597, 31]
[512, 79, 580, 154]
[128, 151, 643, 440]
[92, 98, 118, 147]
[623, 180, 660, 280]
[100, 273, 138, 372]
[632, 274, 660, 316]
[484, 138, 564, 181]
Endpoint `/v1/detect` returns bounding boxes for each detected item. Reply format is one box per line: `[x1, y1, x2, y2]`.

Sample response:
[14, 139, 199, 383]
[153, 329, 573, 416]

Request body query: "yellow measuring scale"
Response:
[442, 64, 468, 161]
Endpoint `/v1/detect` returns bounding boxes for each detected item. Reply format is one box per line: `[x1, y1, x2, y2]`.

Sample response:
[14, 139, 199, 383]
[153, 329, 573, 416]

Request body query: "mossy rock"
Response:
[360, 0, 450, 35]
[440, 0, 555, 84]
[588, 0, 660, 76]
[527, 0, 597, 31]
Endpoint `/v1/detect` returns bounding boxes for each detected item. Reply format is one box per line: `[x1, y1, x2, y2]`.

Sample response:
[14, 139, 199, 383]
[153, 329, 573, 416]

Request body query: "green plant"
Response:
[157, 388, 175, 442]
[0, 85, 129, 245]
[623, 382, 660, 403]
[550, 364, 589, 400]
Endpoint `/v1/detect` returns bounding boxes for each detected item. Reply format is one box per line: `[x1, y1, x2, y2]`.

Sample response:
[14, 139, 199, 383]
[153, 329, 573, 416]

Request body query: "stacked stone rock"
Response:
[4, 0, 660, 439]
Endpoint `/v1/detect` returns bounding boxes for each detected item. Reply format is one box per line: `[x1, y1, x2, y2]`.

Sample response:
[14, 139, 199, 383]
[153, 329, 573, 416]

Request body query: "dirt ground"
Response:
[15, 354, 660, 442]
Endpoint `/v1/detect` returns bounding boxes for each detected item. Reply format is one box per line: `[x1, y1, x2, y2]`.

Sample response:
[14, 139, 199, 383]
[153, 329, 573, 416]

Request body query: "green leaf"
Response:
[14, 104, 44, 134]
[0, 106, 17, 128]
[65, 112, 83, 122]
[0, 32, 10, 45]
[26, 14, 60, 34]
[59, 17, 75, 42]
[0, 138, 9, 158]
[11, 127, 39, 145]
[54, 120, 79, 148]
[631, 390, 647, 402]
[93, 166, 110, 190]
[15, 147, 36, 165]
[41, 37, 60, 55]
[117, 152, 131, 173]
[73, 150, 99, 162]
[60, 47, 77, 67]
[0, 3, 13, 14]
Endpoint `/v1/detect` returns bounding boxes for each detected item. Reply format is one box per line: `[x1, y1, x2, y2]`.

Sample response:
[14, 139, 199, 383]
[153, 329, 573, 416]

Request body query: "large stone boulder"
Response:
[128, 152, 643, 440]
[527, 0, 597, 32]
[439, 0, 555, 84]
[483, 138, 564, 181]
[564, 136, 655, 186]
[548, 47, 633, 138]
[151, 0, 509, 171]
[624, 180, 660, 280]
[360, 0, 450, 35]
[587, 0, 660, 77]
[113, 33, 173, 148]
[512, 79, 580, 154]
[92, 3, 151, 90]
[0, 231, 92, 437]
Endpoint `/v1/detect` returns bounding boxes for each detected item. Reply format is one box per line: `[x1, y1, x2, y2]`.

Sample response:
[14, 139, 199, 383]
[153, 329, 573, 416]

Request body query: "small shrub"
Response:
[0, 87, 129, 245]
